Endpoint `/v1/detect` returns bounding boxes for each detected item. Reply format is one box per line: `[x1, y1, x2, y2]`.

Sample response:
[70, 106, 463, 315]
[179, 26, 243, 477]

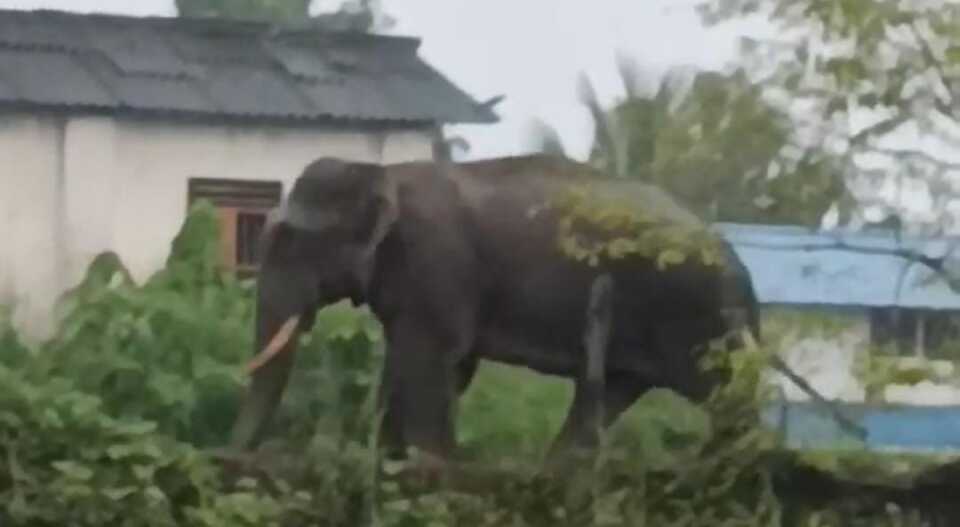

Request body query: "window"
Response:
[869, 308, 918, 355]
[188, 178, 282, 275]
[236, 211, 267, 268]
[869, 307, 960, 357]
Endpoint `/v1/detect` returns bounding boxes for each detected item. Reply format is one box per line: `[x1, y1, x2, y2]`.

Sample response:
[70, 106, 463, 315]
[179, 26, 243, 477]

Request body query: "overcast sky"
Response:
[0, 0, 761, 161]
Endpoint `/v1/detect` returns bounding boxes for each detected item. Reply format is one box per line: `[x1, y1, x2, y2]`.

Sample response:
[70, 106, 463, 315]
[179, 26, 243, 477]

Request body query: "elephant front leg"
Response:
[379, 317, 460, 462]
[376, 350, 407, 460]
[377, 352, 476, 460]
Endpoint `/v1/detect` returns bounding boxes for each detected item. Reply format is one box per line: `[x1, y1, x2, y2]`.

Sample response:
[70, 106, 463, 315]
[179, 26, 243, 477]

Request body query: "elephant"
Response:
[226, 154, 861, 463]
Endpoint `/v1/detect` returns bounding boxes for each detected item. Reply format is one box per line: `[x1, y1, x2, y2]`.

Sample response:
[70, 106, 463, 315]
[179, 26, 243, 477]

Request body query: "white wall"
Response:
[770, 320, 871, 403]
[764, 307, 960, 406]
[0, 116, 66, 338]
[0, 113, 434, 340]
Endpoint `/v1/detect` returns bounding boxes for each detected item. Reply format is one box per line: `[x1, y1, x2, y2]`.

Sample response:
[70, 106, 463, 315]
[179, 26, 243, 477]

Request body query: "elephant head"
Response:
[228, 158, 398, 450]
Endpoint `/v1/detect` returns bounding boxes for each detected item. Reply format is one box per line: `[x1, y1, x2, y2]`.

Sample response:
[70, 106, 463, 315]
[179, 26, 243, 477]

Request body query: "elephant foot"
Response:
[411, 452, 452, 486]
[541, 441, 604, 479]
[206, 446, 254, 470]
[204, 446, 284, 490]
[206, 447, 257, 475]
[386, 453, 529, 494]
[382, 448, 456, 487]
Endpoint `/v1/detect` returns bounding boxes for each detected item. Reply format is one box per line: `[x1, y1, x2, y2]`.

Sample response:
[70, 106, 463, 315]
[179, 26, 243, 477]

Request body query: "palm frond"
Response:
[577, 72, 629, 177]
[528, 118, 568, 158]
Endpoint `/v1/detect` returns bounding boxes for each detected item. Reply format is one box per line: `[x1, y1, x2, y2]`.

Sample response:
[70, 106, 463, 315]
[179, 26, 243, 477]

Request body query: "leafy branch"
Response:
[698, 0, 960, 234]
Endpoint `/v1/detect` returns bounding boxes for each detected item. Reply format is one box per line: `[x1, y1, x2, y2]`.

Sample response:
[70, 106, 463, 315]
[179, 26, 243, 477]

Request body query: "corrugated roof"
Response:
[0, 8, 498, 125]
[716, 223, 960, 310]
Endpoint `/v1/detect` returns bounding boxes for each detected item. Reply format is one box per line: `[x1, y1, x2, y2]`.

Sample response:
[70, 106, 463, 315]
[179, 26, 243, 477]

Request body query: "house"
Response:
[718, 222, 960, 405]
[718, 223, 960, 451]
[718, 222, 960, 357]
[0, 9, 497, 339]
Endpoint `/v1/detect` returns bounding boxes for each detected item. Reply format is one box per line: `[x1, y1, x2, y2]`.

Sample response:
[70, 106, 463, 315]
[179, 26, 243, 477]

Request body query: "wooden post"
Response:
[915, 311, 926, 358]
[217, 207, 238, 269]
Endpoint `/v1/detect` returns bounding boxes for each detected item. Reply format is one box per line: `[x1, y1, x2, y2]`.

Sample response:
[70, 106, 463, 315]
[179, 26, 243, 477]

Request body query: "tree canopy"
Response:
[527, 0, 960, 284]
[582, 64, 842, 225]
[533, 61, 842, 226]
[540, 0, 960, 234]
[697, 0, 960, 235]
[175, 0, 395, 32]
[175, 0, 310, 23]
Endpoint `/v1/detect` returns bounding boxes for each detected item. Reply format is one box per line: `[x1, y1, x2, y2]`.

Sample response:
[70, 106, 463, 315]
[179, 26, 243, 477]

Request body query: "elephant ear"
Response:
[365, 169, 399, 250]
[257, 205, 290, 264]
[280, 160, 398, 240]
[280, 193, 340, 233]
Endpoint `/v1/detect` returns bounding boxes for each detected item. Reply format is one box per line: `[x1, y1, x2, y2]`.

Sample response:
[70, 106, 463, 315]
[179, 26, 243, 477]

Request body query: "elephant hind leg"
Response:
[546, 273, 622, 459]
[456, 354, 480, 395]
[546, 373, 650, 460]
[601, 373, 652, 428]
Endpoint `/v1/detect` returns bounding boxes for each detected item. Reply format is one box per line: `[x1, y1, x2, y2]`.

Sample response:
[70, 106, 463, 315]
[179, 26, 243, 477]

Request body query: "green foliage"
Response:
[456, 362, 572, 462]
[0, 202, 382, 525]
[548, 183, 726, 268]
[696, 0, 960, 232]
[175, 0, 310, 23]
[174, 0, 392, 33]
[853, 354, 941, 403]
[1, 365, 211, 526]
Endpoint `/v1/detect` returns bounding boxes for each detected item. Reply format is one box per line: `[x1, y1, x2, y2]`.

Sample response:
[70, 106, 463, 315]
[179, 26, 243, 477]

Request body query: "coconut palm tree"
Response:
[531, 57, 842, 226]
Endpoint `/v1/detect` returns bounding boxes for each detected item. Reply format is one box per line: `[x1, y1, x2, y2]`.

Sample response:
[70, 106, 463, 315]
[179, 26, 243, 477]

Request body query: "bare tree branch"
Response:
[730, 239, 949, 276]
[849, 114, 911, 146]
[909, 21, 957, 118]
[864, 146, 960, 172]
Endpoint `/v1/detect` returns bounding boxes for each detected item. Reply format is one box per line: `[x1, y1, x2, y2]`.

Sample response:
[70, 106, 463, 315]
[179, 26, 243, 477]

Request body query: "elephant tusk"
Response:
[740, 329, 759, 351]
[245, 315, 301, 376]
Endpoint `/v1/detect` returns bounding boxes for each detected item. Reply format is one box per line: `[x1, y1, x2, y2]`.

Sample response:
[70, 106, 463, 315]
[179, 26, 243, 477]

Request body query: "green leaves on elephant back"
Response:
[547, 183, 727, 270]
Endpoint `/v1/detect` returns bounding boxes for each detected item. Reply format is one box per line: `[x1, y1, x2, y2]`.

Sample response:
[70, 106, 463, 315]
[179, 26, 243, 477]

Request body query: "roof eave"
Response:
[0, 8, 501, 127]
[0, 100, 485, 129]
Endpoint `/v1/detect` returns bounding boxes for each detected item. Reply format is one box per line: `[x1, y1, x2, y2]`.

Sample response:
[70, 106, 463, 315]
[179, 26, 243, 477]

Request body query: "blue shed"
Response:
[713, 223, 960, 452]
[712, 222, 960, 357]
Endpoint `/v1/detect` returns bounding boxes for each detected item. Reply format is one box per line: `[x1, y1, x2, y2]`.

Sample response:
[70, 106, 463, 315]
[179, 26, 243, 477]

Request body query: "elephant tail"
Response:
[741, 263, 762, 345]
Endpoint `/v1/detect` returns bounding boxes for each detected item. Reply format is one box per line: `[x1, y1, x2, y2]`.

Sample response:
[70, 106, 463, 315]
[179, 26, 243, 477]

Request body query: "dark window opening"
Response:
[869, 307, 960, 357]
[869, 308, 917, 354]
[237, 211, 267, 268]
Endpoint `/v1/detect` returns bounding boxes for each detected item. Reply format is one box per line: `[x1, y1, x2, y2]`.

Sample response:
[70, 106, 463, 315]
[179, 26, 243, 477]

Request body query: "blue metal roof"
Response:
[714, 223, 960, 310]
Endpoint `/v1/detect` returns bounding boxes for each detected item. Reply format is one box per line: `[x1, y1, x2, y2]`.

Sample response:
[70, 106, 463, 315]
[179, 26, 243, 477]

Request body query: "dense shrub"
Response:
[0, 202, 383, 525]
[0, 201, 946, 525]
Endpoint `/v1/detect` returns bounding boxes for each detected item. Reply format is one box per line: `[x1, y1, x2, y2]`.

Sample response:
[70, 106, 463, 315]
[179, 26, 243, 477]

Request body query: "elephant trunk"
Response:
[229, 293, 310, 451]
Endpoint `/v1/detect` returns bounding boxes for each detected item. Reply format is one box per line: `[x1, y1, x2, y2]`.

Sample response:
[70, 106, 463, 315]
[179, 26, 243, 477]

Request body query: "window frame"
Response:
[187, 177, 283, 275]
